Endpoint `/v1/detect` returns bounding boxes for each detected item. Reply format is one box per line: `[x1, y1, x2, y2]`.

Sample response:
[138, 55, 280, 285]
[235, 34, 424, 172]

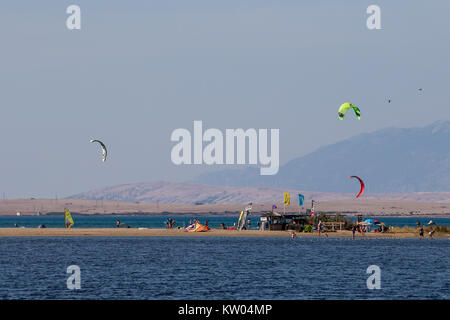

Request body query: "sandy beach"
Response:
[0, 228, 448, 238]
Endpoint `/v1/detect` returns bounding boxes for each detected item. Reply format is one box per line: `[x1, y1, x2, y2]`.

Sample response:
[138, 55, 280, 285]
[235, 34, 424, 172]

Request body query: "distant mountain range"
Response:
[192, 121, 450, 193]
[68, 181, 450, 204]
[68, 181, 346, 204]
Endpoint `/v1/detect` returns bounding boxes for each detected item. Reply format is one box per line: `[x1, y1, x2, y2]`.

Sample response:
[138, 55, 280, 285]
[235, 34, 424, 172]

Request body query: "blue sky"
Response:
[1, 0, 450, 197]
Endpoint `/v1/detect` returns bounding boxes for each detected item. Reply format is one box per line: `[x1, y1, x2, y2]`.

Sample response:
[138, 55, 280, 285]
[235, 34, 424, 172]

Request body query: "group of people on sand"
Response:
[164, 218, 176, 229]
[351, 224, 368, 239]
[417, 221, 435, 239]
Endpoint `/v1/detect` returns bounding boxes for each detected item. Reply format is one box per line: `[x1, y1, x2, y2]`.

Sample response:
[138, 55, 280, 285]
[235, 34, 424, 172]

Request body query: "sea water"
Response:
[0, 236, 448, 299]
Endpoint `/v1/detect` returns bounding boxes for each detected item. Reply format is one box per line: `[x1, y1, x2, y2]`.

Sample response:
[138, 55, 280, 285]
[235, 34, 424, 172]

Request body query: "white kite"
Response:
[90, 139, 107, 162]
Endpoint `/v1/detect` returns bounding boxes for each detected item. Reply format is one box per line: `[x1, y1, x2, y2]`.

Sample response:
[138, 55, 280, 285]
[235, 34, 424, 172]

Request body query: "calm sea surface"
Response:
[0, 236, 448, 300]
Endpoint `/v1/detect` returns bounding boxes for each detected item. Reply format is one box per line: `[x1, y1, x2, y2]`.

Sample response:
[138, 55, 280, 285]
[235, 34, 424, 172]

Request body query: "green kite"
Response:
[338, 103, 360, 120]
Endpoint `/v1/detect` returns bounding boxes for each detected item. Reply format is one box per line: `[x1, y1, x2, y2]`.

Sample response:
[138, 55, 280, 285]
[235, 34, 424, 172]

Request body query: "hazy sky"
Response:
[1, 0, 450, 198]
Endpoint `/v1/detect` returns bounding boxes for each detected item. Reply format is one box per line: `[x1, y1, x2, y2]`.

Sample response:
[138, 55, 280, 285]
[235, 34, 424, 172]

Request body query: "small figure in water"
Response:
[116, 220, 121, 228]
[291, 232, 296, 239]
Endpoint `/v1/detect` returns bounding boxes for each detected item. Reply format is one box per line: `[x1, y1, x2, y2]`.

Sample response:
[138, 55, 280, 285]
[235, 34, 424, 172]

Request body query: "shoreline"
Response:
[0, 228, 448, 238]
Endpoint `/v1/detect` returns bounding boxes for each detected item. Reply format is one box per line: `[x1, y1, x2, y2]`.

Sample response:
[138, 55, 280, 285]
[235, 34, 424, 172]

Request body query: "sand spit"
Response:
[0, 228, 448, 238]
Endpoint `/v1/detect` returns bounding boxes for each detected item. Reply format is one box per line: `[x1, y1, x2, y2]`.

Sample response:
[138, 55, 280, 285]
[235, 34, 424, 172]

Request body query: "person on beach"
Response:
[352, 225, 356, 239]
[116, 220, 121, 228]
[428, 229, 435, 238]
[317, 220, 322, 236]
[419, 226, 424, 238]
[247, 219, 251, 230]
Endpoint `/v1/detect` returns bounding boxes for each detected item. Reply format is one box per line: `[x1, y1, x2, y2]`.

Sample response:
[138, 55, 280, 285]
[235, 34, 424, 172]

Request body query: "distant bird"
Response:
[418, 88, 423, 91]
[387, 99, 391, 103]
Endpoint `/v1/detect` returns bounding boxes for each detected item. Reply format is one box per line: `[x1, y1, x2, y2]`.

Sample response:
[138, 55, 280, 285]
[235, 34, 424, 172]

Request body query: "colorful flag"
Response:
[283, 192, 290, 205]
[298, 194, 304, 206]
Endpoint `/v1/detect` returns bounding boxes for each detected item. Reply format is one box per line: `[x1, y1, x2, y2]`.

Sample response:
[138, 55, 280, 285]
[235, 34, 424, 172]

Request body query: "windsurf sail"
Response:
[65, 208, 74, 228]
[237, 203, 252, 231]
[237, 210, 246, 230]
